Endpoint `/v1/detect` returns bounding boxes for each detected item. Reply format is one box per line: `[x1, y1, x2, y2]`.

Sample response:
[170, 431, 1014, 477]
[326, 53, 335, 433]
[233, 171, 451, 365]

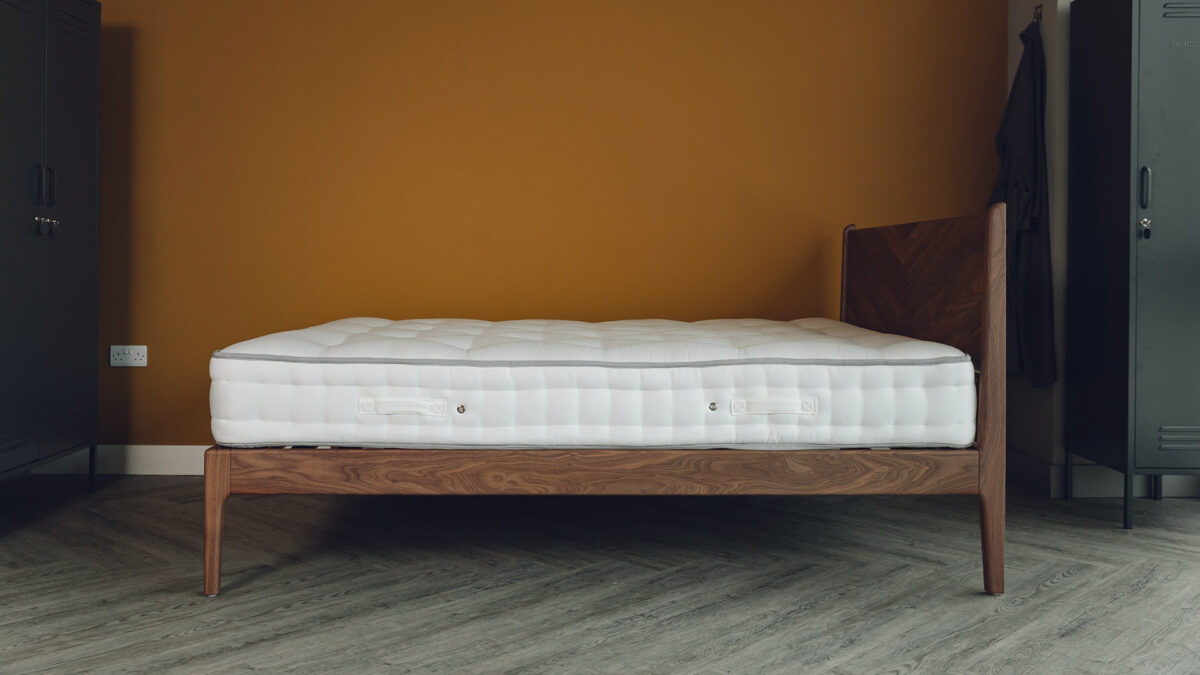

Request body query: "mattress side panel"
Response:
[209, 359, 976, 449]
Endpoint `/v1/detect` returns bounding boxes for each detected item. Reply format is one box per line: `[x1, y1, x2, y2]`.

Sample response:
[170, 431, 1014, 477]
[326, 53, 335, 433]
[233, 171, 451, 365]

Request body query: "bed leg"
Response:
[204, 447, 231, 597]
[979, 489, 1005, 595]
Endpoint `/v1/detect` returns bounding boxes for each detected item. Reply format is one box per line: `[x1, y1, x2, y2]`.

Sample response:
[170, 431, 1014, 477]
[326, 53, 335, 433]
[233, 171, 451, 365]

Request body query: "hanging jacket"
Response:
[990, 20, 1057, 387]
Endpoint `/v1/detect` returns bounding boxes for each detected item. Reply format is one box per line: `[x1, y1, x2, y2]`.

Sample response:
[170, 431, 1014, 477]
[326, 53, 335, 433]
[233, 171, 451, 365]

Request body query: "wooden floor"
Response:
[2, 477, 1199, 674]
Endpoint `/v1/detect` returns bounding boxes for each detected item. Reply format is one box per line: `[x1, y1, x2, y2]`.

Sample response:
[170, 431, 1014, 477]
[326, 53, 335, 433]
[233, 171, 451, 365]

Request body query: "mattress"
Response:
[210, 317, 977, 449]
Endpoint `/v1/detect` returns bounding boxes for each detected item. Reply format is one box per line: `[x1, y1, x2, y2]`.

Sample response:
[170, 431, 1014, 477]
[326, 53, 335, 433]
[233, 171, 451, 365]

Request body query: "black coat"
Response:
[990, 20, 1057, 387]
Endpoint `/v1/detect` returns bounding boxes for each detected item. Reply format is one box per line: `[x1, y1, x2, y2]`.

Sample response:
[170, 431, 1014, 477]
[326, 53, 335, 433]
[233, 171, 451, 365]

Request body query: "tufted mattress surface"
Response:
[209, 317, 977, 449]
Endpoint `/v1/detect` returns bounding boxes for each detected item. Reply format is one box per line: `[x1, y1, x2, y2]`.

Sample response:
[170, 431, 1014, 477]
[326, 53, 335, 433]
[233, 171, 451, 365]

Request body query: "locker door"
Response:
[1134, 0, 1200, 469]
[40, 0, 99, 458]
[0, 0, 46, 472]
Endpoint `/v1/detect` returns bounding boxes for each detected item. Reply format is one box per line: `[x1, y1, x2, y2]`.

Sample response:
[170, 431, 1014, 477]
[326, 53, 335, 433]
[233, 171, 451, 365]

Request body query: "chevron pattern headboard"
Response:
[840, 204, 1005, 367]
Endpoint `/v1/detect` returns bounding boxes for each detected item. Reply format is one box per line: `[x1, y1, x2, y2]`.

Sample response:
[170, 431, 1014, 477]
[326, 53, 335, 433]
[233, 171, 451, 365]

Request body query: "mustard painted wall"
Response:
[97, 0, 1007, 443]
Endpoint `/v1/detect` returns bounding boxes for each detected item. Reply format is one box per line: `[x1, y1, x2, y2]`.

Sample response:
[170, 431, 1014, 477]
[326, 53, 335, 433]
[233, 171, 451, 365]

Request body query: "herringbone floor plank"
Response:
[2, 476, 1199, 674]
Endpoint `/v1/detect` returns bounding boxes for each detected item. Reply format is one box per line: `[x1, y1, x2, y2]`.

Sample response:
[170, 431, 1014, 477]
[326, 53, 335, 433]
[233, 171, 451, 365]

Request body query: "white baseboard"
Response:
[34, 444, 207, 476]
[1051, 463, 1200, 498]
[1009, 447, 1200, 498]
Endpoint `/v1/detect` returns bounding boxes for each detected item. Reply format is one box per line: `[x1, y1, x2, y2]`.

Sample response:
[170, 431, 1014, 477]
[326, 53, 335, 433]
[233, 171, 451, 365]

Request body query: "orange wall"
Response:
[98, 0, 1007, 444]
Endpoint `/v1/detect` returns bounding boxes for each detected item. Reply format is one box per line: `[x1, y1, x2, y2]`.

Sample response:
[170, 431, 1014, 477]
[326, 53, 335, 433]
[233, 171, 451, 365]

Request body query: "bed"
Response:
[203, 204, 1005, 596]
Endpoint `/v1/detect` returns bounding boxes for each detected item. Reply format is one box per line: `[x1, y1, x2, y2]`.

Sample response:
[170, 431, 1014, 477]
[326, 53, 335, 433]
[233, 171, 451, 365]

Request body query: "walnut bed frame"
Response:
[203, 204, 1006, 596]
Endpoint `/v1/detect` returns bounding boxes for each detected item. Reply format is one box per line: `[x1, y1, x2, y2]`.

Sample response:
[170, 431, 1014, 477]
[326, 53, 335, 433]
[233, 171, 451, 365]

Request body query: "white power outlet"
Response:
[110, 345, 148, 367]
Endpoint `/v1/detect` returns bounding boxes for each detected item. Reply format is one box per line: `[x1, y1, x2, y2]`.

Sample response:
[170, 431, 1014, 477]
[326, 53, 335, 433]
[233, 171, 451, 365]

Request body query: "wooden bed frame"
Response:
[203, 204, 1006, 596]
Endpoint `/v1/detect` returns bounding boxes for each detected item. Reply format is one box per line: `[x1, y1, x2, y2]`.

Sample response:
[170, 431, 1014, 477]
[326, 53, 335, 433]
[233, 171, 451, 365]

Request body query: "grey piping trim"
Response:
[211, 351, 972, 369]
[215, 441, 974, 450]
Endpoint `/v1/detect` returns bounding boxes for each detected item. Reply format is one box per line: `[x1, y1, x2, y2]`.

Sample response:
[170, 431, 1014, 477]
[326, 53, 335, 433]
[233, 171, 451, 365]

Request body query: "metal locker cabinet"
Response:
[0, 0, 99, 484]
[1066, 0, 1200, 527]
[1132, 1, 1200, 471]
[0, 0, 48, 474]
[40, 0, 100, 460]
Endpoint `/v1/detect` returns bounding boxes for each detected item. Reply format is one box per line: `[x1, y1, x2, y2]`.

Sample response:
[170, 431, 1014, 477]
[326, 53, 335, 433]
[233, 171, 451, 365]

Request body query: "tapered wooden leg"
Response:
[980, 489, 1005, 595]
[204, 447, 231, 596]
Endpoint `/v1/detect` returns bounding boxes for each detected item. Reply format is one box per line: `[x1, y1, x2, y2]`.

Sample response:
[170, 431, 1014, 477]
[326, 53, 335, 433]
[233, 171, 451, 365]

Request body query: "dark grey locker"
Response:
[40, 0, 100, 458]
[1133, 1, 1200, 470]
[0, 0, 48, 473]
[1066, 0, 1200, 527]
[0, 0, 99, 483]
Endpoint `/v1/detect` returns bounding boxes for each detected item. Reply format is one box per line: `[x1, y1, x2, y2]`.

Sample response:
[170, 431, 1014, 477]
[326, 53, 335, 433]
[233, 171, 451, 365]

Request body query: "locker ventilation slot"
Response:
[1164, 2, 1200, 17]
[56, 8, 89, 41]
[0, 423, 33, 455]
[1, 0, 33, 14]
[1158, 426, 1200, 450]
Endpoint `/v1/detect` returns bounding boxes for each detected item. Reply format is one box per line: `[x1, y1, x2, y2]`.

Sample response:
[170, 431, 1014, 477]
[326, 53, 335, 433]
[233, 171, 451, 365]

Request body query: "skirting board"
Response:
[34, 445, 208, 476]
[1009, 448, 1200, 498]
[31, 445, 1200, 496]
[1052, 464, 1200, 499]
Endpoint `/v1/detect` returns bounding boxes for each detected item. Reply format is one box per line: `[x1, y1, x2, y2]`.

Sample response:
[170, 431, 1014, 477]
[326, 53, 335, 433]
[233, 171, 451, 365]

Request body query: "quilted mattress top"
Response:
[212, 317, 972, 367]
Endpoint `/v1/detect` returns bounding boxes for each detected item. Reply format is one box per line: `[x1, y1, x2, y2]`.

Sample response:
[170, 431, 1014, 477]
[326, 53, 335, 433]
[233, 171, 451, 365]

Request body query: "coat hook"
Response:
[1034, 4, 1043, 23]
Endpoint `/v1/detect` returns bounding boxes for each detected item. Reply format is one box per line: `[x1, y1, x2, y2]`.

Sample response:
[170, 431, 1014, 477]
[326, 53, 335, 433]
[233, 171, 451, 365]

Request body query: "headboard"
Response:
[839, 204, 1006, 368]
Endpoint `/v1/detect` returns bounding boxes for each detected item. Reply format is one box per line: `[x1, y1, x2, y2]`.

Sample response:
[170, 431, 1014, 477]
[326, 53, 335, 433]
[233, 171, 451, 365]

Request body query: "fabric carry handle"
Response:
[358, 397, 447, 416]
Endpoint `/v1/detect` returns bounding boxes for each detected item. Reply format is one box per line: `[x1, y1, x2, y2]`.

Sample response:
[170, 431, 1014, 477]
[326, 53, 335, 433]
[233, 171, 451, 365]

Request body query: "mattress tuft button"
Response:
[708, 402, 718, 411]
[457, 405, 466, 414]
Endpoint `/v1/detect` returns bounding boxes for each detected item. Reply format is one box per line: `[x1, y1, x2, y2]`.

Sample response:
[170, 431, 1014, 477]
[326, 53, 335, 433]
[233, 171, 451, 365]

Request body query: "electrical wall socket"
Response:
[110, 345, 148, 367]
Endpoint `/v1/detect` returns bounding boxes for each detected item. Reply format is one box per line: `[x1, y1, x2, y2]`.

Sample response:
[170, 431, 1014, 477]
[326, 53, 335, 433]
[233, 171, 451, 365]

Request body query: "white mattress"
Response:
[209, 318, 977, 449]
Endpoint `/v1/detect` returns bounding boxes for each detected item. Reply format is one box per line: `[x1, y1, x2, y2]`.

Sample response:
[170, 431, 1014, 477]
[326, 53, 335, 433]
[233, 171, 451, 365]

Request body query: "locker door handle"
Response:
[1139, 166, 1152, 209]
[31, 164, 43, 205]
[44, 167, 57, 206]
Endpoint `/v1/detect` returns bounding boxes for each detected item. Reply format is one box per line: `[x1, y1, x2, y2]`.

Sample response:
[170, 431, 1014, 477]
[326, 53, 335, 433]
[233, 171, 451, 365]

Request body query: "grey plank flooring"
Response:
[2, 476, 1199, 674]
